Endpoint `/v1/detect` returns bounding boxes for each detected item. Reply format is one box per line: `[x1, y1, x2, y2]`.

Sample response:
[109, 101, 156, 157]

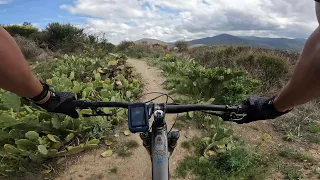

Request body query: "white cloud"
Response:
[0, 0, 12, 4]
[61, 0, 318, 44]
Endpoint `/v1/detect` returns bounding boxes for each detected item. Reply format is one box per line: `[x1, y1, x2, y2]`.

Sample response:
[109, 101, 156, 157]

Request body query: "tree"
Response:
[174, 40, 188, 52]
[22, 22, 32, 27]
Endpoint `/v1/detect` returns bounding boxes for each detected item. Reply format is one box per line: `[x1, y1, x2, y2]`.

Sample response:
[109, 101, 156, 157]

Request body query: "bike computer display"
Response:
[128, 103, 149, 133]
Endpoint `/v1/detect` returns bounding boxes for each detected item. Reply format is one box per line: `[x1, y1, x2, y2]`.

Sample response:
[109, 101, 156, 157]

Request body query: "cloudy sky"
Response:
[0, 0, 318, 44]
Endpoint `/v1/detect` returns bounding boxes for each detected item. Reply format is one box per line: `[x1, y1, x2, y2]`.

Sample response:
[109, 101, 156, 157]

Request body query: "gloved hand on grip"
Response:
[235, 96, 292, 124]
[37, 91, 79, 118]
[23, 82, 79, 118]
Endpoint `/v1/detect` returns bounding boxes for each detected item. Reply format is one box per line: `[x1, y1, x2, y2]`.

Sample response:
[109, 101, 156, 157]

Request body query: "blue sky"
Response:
[0, 0, 86, 28]
[0, 0, 317, 44]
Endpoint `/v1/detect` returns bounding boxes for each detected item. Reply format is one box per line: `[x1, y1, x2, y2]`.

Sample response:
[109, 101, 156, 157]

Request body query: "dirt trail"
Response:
[56, 59, 197, 180]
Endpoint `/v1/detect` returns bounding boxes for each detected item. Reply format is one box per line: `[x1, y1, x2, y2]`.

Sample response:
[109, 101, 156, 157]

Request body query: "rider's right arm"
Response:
[273, 3, 320, 112]
[238, 2, 320, 124]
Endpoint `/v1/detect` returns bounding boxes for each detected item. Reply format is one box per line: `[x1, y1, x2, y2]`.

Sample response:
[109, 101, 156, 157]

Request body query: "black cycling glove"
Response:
[25, 83, 79, 118]
[37, 91, 79, 118]
[235, 96, 292, 124]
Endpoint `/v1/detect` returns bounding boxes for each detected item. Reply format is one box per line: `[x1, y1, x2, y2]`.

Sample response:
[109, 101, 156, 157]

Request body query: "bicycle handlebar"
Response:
[73, 100, 130, 108]
[165, 104, 247, 114]
[72, 100, 248, 114]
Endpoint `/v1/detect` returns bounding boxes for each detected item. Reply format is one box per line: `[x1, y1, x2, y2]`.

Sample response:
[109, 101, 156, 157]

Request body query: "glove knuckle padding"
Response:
[237, 96, 288, 124]
[39, 92, 78, 118]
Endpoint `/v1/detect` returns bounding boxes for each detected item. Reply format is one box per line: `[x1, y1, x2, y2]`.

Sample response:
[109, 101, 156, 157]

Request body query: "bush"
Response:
[174, 40, 188, 52]
[3, 23, 38, 38]
[188, 46, 292, 94]
[99, 39, 115, 53]
[236, 52, 290, 87]
[40, 23, 85, 52]
[83, 36, 115, 58]
[3, 22, 116, 58]
[117, 41, 135, 51]
[149, 54, 259, 104]
[116, 41, 166, 58]
[14, 35, 47, 61]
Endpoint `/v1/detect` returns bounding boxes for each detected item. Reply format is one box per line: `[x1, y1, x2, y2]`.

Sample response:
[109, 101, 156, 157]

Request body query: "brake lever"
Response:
[223, 113, 246, 122]
[83, 108, 113, 117]
[202, 111, 245, 122]
[201, 111, 229, 120]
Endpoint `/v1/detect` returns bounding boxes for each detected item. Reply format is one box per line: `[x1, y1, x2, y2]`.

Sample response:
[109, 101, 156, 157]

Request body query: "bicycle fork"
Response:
[141, 106, 181, 180]
[139, 130, 180, 156]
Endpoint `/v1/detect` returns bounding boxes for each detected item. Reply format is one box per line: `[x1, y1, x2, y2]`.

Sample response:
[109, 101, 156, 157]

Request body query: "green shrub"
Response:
[236, 52, 290, 86]
[98, 39, 115, 53]
[83, 35, 115, 57]
[4, 22, 115, 58]
[116, 41, 166, 58]
[41, 23, 85, 52]
[83, 41, 115, 58]
[117, 41, 135, 51]
[155, 54, 259, 104]
[188, 46, 292, 94]
[174, 40, 188, 52]
[3, 23, 38, 38]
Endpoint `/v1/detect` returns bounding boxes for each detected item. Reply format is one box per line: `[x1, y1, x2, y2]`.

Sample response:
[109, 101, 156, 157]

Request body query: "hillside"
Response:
[188, 34, 250, 46]
[138, 34, 306, 51]
[135, 38, 167, 45]
[186, 34, 306, 51]
[240, 36, 306, 51]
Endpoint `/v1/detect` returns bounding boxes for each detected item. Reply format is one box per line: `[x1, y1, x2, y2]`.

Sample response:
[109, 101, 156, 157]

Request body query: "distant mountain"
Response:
[188, 34, 250, 46]
[240, 36, 306, 51]
[135, 38, 167, 45]
[187, 34, 306, 51]
[136, 34, 306, 51]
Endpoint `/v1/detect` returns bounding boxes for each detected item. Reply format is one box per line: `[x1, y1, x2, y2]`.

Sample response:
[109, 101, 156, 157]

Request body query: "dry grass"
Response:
[274, 101, 320, 143]
[14, 35, 48, 61]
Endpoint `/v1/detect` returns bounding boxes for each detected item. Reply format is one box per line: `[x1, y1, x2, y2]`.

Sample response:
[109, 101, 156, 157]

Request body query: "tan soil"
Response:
[55, 59, 198, 180]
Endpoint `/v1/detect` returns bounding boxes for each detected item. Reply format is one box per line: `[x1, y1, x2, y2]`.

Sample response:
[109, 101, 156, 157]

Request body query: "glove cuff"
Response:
[29, 82, 50, 102]
[266, 96, 292, 118]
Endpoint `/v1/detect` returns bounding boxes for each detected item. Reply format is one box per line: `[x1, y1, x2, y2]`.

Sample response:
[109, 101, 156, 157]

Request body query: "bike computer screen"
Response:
[128, 103, 149, 133]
